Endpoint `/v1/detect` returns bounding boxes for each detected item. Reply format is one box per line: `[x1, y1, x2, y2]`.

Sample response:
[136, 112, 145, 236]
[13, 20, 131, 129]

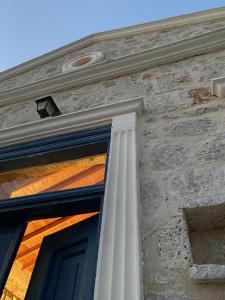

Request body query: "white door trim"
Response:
[94, 112, 143, 300]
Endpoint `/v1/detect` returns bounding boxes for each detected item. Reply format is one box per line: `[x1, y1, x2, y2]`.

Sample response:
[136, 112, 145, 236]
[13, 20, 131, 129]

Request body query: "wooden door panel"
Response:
[46, 240, 87, 300]
[0, 223, 25, 295]
[52, 249, 86, 300]
[25, 215, 99, 300]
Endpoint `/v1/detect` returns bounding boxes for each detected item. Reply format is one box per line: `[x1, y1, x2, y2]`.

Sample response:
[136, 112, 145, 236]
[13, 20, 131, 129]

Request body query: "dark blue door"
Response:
[0, 223, 25, 295]
[25, 215, 99, 300]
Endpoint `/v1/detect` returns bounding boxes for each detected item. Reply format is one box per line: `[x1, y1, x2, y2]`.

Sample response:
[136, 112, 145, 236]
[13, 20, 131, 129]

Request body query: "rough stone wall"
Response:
[2, 22, 225, 300]
[0, 18, 224, 92]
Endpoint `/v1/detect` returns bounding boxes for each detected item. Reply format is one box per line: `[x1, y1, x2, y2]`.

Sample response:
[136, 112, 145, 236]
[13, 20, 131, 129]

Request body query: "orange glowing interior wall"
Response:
[0, 154, 106, 200]
[2, 213, 98, 300]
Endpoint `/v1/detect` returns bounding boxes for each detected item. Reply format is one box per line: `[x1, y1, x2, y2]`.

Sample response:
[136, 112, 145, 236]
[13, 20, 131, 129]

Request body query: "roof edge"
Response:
[1, 6, 225, 81]
[1, 25, 225, 106]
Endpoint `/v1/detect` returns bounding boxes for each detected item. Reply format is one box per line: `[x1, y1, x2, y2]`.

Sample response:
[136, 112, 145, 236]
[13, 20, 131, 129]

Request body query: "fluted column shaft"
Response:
[94, 112, 142, 300]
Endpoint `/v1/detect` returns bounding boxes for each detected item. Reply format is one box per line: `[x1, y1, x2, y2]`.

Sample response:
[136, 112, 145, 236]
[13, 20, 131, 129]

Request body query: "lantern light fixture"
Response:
[36, 96, 61, 119]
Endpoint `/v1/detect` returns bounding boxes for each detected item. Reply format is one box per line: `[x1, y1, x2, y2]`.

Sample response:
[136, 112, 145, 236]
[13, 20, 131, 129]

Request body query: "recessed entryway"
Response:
[2, 213, 98, 300]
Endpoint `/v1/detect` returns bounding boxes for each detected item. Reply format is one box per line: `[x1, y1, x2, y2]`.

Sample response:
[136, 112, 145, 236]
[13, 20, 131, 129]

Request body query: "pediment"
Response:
[0, 6, 225, 83]
[1, 25, 225, 106]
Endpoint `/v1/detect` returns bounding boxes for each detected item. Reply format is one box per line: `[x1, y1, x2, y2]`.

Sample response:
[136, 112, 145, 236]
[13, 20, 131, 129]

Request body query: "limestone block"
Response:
[148, 143, 191, 170]
[145, 291, 192, 300]
[188, 87, 211, 104]
[145, 90, 191, 114]
[196, 132, 225, 161]
[140, 178, 162, 217]
[164, 118, 216, 137]
[167, 166, 225, 200]
[190, 264, 225, 283]
[149, 217, 192, 268]
[182, 102, 225, 117]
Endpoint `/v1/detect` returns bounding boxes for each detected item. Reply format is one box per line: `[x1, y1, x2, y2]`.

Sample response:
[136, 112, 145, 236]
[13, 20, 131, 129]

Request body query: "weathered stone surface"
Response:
[190, 264, 225, 283]
[0, 102, 39, 129]
[143, 217, 192, 268]
[142, 124, 158, 140]
[179, 194, 225, 209]
[182, 102, 225, 117]
[145, 291, 192, 300]
[140, 178, 162, 216]
[148, 143, 191, 170]
[188, 87, 211, 104]
[145, 293, 157, 300]
[166, 166, 225, 199]
[145, 89, 191, 114]
[156, 72, 192, 93]
[196, 133, 225, 161]
[164, 118, 216, 137]
[191, 228, 225, 265]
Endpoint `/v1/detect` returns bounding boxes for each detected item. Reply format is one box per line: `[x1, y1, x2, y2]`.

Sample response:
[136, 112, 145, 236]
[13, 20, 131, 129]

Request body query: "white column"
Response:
[94, 112, 143, 300]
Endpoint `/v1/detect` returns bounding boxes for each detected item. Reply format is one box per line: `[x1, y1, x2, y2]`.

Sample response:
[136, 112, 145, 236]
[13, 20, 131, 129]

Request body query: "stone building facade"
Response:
[1, 6, 225, 300]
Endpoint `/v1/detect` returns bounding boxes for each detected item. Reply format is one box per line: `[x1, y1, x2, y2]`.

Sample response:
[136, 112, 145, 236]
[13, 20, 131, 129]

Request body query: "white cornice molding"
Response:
[212, 76, 225, 98]
[0, 7, 225, 81]
[0, 97, 144, 148]
[1, 26, 225, 106]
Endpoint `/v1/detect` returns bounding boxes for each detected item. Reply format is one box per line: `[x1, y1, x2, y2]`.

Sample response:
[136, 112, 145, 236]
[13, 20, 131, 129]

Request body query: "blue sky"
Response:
[0, 1, 225, 71]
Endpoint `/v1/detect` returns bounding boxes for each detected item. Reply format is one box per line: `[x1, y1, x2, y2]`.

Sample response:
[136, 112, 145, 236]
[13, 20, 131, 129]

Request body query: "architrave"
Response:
[0, 97, 144, 299]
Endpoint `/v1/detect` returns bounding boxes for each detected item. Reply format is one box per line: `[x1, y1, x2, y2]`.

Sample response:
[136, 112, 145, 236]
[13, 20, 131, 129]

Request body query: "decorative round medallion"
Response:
[62, 52, 104, 73]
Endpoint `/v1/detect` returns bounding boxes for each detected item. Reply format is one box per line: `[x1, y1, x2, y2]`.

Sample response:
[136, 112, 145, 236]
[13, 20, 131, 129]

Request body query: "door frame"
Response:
[0, 97, 144, 300]
[0, 125, 110, 298]
[26, 214, 102, 300]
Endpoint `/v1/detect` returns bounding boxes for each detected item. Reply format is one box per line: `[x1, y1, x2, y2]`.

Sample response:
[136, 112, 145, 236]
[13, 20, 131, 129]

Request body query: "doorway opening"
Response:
[1, 213, 98, 300]
[0, 126, 111, 300]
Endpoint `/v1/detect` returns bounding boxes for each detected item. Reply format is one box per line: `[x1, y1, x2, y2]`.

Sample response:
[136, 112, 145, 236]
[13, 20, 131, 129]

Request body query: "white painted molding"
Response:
[2, 26, 225, 106]
[0, 97, 144, 147]
[1, 7, 225, 81]
[212, 76, 225, 98]
[94, 112, 143, 300]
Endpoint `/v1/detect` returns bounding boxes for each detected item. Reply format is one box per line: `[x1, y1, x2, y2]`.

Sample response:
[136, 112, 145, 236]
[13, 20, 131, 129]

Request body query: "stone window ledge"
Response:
[190, 264, 225, 283]
[184, 203, 225, 284]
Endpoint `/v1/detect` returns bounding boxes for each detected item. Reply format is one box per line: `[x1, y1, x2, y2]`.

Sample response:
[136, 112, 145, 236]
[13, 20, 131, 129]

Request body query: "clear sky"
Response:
[0, 0, 225, 71]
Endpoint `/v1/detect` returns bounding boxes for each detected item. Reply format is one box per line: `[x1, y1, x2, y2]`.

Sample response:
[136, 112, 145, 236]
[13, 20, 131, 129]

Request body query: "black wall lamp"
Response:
[36, 96, 61, 118]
